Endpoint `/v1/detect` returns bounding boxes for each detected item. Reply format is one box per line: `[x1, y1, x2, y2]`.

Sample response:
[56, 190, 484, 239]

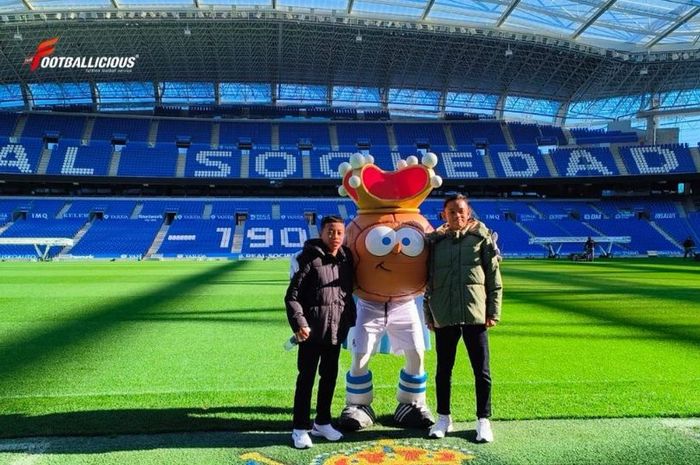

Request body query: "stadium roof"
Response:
[1, 1, 700, 119]
[2, 0, 700, 52]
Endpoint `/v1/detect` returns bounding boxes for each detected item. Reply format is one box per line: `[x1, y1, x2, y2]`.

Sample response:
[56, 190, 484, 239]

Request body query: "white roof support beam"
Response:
[496, 0, 521, 28]
[421, 0, 436, 21]
[111, 0, 120, 8]
[347, 0, 354, 15]
[646, 6, 700, 48]
[21, 0, 34, 10]
[194, 0, 200, 8]
[571, 0, 618, 40]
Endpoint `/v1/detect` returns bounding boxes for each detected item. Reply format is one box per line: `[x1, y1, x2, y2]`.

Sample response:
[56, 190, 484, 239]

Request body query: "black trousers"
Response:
[292, 341, 341, 429]
[434, 324, 492, 419]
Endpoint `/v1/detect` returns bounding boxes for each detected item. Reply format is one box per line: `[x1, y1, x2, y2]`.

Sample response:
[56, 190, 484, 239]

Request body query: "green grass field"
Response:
[0, 258, 698, 464]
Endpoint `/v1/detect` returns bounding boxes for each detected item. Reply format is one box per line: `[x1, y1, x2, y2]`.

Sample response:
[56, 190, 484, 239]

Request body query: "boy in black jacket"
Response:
[285, 215, 356, 449]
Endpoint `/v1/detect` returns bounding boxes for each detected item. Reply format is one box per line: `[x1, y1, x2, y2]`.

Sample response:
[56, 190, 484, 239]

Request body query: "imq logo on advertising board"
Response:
[23, 37, 138, 73]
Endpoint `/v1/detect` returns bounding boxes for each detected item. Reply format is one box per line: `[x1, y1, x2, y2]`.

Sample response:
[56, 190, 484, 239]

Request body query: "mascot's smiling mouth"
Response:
[376, 262, 392, 272]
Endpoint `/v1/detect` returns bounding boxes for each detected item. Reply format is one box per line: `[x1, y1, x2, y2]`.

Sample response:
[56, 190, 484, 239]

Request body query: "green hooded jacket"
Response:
[424, 221, 503, 327]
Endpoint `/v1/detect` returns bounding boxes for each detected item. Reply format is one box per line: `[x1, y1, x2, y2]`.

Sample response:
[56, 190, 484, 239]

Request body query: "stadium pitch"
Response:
[0, 259, 698, 464]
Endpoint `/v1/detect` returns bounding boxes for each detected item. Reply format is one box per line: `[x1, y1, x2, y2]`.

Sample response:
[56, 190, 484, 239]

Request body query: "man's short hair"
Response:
[443, 193, 468, 209]
[321, 215, 344, 229]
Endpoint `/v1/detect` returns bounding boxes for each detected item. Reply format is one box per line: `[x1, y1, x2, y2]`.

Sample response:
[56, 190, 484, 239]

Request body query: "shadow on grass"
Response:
[505, 267, 700, 347]
[0, 409, 493, 453]
[0, 261, 252, 387]
[0, 405, 291, 443]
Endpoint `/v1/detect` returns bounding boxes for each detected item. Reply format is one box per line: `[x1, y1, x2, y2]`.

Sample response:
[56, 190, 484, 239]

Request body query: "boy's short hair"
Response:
[320, 215, 345, 229]
[443, 193, 468, 209]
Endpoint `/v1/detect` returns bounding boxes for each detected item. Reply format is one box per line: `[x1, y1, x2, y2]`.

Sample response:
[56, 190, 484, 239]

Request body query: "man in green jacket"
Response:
[424, 194, 503, 442]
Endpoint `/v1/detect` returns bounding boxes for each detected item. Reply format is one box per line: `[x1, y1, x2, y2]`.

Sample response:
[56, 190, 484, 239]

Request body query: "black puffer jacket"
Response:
[285, 239, 356, 345]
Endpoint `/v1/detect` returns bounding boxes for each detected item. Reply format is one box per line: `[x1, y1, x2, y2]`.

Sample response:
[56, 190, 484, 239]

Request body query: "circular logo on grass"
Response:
[240, 440, 475, 465]
[312, 440, 475, 465]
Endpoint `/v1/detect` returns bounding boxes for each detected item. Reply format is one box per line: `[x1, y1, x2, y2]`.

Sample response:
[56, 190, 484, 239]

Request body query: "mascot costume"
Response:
[336, 151, 442, 430]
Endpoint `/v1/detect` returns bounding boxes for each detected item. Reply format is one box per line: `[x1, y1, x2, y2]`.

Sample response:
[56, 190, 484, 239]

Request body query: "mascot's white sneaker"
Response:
[292, 429, 313, 449]
[311, 423, 343, 441]
[476, 418, 494, 443]
[428, 414, 454, 439]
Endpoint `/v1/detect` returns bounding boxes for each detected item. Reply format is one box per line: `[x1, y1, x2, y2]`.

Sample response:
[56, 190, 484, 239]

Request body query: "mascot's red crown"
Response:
[338, 153, 442, 214]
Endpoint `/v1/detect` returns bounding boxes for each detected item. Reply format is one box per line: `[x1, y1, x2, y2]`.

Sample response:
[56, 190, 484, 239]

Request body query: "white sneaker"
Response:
[476, 418, 493, 443]
[428, 414, 453, 439]
[292, 429, 313, 449]
[311, 423, 343, 441]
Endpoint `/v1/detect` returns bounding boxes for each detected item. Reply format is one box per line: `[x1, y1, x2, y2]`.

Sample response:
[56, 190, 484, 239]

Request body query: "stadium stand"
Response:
[619, 144, 696, 175]
[0, 113, 18, 137]
[2, 196, 696, 259]
[22, 114, 86, 139]
[157, 119, 212, 145]
[335, 123, 389, 146]
[46, 139, 113, 177]
[570, 127, 639, 144]
[218, 122, 272, 149]
[278, 123, 331, 149]
[393, 123, 449, 146]
[490, 145, 549, 178]
[117, 143, 179, 177]
[550, 147, 620, 177]
[0, 137, 44, 175]
[508, 122, 541, 145]
[91, 117, 151, 142]
[452, 121, 507, 146]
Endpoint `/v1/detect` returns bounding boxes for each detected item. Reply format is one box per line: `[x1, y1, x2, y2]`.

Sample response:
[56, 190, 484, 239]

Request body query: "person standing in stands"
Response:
[683, 236, 696, 259]
[285, 215, 356, 449]
[424, 194, 503, 442]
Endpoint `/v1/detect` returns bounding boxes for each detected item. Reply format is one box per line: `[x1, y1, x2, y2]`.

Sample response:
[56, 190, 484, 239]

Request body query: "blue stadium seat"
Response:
[0, 137, 44, 174]
[117, 142, 178, 177]
[159, 219, 235, 258]
[451, 122, 506, 145]
[550, 147, 619, 177]
[248, 150, 302, 179]
[185, 144, 241, 179]
[46, 139, 112, 176]
[240, 219, 310, 258]
[490, 145, 549, 178]
[157, 119, 212, 144]
[278, 123, 331, 150]
[91, 117, 150, 142]
[218, 122, 272, 149]
[68, 219, 161, 258]
[393, 123, 448, 146]
[619, 144, 696, 175]
[507, 122, 541, 145]
[23, 114, 86, 139]
[335, 123, 389, 146]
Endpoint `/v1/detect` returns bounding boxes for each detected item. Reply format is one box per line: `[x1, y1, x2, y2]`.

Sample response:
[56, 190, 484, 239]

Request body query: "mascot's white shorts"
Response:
[351, 298, 425, 355]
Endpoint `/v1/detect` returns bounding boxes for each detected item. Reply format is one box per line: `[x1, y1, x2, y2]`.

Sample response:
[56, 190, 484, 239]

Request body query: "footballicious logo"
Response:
[23, 38, 138, 72]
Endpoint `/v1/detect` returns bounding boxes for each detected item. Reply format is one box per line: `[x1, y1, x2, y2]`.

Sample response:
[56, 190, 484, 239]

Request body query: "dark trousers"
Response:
[293, 341, 341, 429]
[434, 324, 492, 419]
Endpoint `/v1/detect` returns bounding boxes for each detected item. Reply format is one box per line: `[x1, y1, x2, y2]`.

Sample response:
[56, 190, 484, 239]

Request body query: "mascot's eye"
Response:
[395, 227, 424, 257]
[365, 226, 396, 256]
